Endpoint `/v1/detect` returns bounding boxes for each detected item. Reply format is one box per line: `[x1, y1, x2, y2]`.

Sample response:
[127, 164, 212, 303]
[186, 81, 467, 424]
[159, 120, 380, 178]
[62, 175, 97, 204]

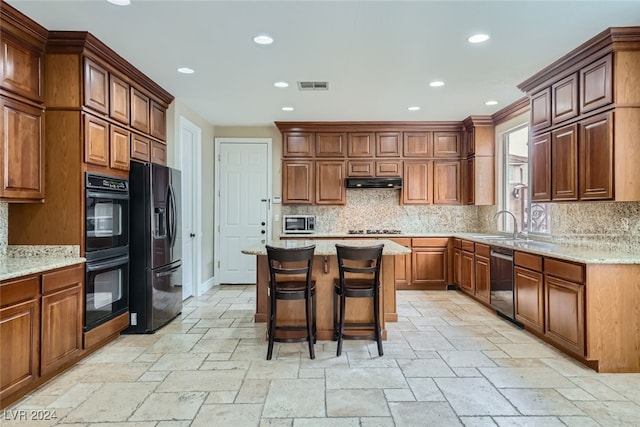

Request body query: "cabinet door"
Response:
[151, 140, 167, 165]
[315, 160, 345, 205]
[40, 265, 83, 376]
[84, 114, 109, 167]
[109, 74, 130, 124]
[283, 160, 313, 204]
[131, 133, 151, 162]
[433, 132, 461, 158]
[453, 248, 461, 286]
[545, 275, 585, 356]
[433, 160, 461, 205]
[375, 160, 402, 177]
[530, 133, 551, 201]
[283, 132, 314, 157]
[552, 73, 578, 124]
[514, 266, 544, 333]
[580, 54, 612, 113]
[464, 127, 475, 157]
[474, 254, 490, 303]
[0, 97, 44, 200]
[376, 132, 401, 157]
[392, 238, 412, 288]
[579, 112, 613, 200]
[130, 87, 150, 133]
[403, 132, 431, 157]
[531, 88, 551, 132]
[551, 124, 578, 200]
[462, 157, 475, 205]
[0, 34, 43, 102]
[460, 250, 475, 294]
[315, 132, 346, 157]
[150, 100, 167, 140]
[110, 125, 130, 171]
[0, 276, 40, 402]
[412, 248, 447, 287]
[83, 58, 108, 114]
[347, 132, 374, 157]
[347, 160, 373, 177]
[402, 161, 432, 204]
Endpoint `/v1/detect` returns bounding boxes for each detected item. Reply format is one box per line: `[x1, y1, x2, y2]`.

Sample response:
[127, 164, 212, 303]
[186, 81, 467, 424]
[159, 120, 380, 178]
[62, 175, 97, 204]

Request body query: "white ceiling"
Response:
[8, 0, 640, 126]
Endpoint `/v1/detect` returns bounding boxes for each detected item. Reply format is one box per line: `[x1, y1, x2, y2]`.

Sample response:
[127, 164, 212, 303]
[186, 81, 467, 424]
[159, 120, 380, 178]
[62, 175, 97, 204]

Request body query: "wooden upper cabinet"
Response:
[403, 132, 431, 157]
[551, 124, 578, 201]
[348, 132, 374, 157]
[109, 74, 129, 124]
[83, 59, 108, 114]
[579, 111, 613, 200]
[433, 132, 461, 158]
[552, 73, 578, 124]
[110, 125, 130, 171]
[131, 133, 151, 162]
[84, 114, 109, 167]
[150, 100, 167, 141]
[376, 160, 402, 177]
[462, 157, 475, 205]
[130, 87, 150, 134]
[0, 97, 44, 201]
[315, 132, 346, 157]
[433, 160, 460, 205]
[530, 88, 551, 132]
[402, 160, 432, 204]
[315, 160, 345, 205]
[347, 160, 373, 177]
[376, 132, 401, 157]
[151, 141, 167, 166]
[580, 54, 612, 114]
[530, 133, 551, 201]
[283, 132, 314, 157]
[283, 160, 313, 204]
[0, 34, 43, 102]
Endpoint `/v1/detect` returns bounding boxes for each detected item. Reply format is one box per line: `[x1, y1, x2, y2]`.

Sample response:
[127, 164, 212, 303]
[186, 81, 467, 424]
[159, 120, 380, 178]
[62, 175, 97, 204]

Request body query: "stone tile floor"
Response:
[3, 285, 640, 426]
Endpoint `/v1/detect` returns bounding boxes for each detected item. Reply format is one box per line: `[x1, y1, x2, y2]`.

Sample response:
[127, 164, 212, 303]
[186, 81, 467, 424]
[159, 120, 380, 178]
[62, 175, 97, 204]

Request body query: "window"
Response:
[500, 125, 551, 235]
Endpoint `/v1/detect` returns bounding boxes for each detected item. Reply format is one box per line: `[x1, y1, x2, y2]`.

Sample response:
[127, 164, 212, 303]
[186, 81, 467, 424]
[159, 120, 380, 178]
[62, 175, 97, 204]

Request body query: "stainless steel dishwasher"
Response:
[490, 246, 516, 321]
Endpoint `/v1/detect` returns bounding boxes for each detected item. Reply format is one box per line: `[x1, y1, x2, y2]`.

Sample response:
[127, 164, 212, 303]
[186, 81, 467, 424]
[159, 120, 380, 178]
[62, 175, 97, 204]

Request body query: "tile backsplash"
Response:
[283, 193, 640, 252]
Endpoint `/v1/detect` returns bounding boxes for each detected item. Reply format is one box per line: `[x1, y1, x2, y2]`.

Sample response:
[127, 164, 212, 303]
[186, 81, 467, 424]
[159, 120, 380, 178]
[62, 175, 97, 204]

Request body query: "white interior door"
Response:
[217, 140, 270, 284]
[179, 117, 201, 299]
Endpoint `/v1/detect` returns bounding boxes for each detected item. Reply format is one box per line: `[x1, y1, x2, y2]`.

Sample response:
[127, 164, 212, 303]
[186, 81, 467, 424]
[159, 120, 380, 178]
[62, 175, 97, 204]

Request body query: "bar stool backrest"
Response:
[335, 244, 384, 284]
[266, 245, 316, 286]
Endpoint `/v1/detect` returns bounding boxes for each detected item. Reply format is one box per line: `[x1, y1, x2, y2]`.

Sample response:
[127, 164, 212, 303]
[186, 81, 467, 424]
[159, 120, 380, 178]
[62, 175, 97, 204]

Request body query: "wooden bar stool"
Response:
[333, 244, 384, 357]
[265, 244, 316, 360]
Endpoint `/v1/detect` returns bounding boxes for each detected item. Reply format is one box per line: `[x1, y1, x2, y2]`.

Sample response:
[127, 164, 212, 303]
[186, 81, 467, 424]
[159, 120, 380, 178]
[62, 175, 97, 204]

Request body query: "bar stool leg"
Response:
[337, 293, 346, 357]
[312, 291, 317, 344]
[306, 291, 315, 359]
[267, 291, 277, 360]
[374, 288, 383, 356]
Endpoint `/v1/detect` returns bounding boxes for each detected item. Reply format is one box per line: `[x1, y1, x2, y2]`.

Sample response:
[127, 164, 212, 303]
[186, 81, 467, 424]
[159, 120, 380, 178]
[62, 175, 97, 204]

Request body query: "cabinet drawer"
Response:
[42, 264, 84, 295]
[515, 251, 543, 272]
[347, 161, 373, 177]
[391, 237, 411, 247]
[453, 238, 462, 249]
[412, 237, 449, 247]
[544, 258, 585, 284]
[461, 240, 475, 252]
[475, 243, 490, 257]
[0, 276, 40, 307]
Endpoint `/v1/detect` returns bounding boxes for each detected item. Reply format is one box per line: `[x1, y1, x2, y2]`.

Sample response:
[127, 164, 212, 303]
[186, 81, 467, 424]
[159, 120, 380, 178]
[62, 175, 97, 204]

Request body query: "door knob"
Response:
[190, 233, 196, 237]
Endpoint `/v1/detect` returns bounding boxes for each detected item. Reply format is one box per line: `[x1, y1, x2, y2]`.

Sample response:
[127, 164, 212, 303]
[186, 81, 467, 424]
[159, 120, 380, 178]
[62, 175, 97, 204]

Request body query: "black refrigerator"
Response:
[126, 161, 182, 333]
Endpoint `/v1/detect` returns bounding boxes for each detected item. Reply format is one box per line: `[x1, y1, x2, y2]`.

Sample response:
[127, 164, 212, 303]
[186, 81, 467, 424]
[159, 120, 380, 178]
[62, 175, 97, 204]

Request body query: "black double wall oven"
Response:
[84, 173, 130, 332]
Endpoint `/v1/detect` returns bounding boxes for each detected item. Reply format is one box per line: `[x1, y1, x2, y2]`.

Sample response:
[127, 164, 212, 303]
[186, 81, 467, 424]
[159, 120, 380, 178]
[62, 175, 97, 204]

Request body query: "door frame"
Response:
[177, 115, 203, 297]
[214, 137, 273, 285]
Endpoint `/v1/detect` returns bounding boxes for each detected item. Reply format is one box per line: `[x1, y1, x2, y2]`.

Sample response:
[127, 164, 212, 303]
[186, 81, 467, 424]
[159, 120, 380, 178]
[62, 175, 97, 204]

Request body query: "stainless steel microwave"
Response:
[282, 215, 316, 234]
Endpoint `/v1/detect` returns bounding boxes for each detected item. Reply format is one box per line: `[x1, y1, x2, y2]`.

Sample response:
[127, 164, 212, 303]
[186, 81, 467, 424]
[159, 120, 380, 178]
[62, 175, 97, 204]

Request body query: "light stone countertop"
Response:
[280, 233, 640, 264]
[241, 239, 412, 256]
[1, 256, 86, 282]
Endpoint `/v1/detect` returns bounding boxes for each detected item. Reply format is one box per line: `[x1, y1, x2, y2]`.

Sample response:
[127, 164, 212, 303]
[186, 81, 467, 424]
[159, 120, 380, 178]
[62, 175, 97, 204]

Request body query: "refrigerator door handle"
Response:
[155, 264, 181, 277]
[166, 184, 173, 246]
[169, 184, 177, 247]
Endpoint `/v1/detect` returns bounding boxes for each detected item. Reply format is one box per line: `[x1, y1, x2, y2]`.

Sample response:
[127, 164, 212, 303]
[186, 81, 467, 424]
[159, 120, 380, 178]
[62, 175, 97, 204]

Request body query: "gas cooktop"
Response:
[347, 229, 402, 235]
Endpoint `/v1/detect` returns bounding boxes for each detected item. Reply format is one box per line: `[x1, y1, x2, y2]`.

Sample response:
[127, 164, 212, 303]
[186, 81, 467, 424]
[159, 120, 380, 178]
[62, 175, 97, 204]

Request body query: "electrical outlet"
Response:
[131, 313, 137, 326]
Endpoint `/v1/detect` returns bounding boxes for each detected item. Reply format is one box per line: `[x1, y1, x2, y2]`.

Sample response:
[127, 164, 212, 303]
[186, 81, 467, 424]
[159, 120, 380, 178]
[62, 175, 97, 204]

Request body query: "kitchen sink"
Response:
[469, 234, 516, 240]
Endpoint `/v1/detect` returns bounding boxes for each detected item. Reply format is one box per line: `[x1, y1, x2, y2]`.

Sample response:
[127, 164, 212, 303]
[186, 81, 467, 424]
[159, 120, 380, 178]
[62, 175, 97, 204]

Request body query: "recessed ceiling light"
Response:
[408, 106, 421, 111]
[274, 81, 289, 88]
[485, 100, 498, 106]
[468, 34, 490, 43]
[253, 34, 274, 45]
[177, 67, 195, 74]
[107, 0, 131, 5]
[282, 106, 294, 111]
[429, 81, 445, 87]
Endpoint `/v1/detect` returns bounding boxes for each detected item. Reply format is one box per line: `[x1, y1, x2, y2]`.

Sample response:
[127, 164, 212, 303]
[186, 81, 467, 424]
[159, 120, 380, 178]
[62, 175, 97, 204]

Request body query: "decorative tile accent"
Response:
[0, 202, 7, 257]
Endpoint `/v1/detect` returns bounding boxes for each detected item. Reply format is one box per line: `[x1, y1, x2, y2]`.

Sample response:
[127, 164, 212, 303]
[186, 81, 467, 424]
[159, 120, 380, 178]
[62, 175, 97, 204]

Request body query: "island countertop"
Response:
[241, 238, 412, 256]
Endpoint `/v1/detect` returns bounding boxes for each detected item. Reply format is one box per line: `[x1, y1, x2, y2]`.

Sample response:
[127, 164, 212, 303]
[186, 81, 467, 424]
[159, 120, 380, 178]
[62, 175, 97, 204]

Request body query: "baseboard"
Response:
[198, 276, 215, 296]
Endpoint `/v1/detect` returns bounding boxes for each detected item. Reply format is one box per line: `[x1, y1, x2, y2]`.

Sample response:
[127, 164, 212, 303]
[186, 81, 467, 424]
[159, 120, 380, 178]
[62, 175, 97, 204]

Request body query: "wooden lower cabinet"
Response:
[514, 266, 544, 333]
[474, 253, 490, 303]
[409, 238, 448, 290]
[460, 249, 475, 294]
[392, 238, 411, 288]
[545, 275, 585, 356]
[452, 247, 461, 286]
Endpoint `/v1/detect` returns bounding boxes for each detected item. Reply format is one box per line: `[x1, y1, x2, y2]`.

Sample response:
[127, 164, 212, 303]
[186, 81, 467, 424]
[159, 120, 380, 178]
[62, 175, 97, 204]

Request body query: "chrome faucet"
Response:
[494, 210, 519, 240]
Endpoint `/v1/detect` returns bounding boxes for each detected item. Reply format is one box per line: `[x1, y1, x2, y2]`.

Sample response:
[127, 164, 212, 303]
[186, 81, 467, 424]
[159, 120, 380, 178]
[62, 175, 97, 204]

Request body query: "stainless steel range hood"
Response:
[345, 177, 403, 189]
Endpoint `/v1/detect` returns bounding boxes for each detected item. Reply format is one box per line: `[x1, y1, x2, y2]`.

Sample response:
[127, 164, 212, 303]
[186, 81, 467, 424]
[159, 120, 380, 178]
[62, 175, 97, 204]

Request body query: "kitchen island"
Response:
[241, 239, 411, 341]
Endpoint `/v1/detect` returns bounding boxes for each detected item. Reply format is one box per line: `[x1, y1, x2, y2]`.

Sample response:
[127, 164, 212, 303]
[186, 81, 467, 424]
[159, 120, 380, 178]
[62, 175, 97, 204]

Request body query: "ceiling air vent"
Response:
[298, 81, 329, 91]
